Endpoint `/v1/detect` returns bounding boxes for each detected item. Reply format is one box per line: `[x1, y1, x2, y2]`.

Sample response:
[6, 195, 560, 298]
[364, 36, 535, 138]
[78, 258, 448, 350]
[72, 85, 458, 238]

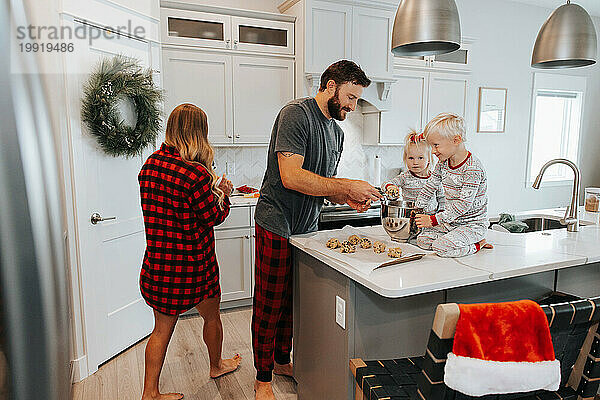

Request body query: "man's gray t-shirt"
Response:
[254, 97, 344, 238]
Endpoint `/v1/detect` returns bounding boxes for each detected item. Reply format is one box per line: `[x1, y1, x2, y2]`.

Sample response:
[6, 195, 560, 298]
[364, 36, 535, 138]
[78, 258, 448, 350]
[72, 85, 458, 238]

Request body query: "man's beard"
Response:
[327, 88, 352, 121]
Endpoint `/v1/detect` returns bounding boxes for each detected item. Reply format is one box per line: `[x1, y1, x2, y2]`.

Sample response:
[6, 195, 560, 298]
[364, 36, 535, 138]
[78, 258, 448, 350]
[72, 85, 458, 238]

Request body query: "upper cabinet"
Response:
[351, 7, 394, 79]
[394, 40, 473, 72]
[306, 1, 353, 74]
[280, 0, 396, 95]
[161, 5, 296, 145]
[161, 7, 294, 55]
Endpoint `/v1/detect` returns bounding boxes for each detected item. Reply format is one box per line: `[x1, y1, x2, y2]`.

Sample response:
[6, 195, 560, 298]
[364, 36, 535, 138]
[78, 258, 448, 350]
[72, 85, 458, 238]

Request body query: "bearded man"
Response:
[252, 60, 381, 399]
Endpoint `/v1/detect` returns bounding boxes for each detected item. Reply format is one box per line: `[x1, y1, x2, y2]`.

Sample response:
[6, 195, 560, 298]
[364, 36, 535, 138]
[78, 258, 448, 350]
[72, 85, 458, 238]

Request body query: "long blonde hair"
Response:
[403, 129, 434, 175]
[165, 103, 225, 208]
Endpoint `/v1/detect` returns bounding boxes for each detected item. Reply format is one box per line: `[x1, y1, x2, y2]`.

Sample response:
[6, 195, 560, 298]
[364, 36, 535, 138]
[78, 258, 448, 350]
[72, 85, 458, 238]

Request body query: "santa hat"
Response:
[444, 300, 561, 397]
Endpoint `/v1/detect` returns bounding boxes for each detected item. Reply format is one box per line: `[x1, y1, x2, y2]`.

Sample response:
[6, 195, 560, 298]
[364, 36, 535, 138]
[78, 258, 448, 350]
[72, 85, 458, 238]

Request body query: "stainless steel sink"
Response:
[491, 216, 592, 233]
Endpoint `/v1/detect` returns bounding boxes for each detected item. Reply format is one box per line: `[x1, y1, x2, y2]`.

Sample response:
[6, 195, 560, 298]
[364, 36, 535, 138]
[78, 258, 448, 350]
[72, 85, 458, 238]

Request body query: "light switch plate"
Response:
[335, 295, 345, 329]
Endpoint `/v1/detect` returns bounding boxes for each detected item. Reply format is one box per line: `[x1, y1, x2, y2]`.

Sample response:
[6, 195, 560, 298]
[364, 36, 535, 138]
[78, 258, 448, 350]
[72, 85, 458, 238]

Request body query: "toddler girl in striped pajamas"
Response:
[381, 130, 444, 215]
[415, 113, 492, 258]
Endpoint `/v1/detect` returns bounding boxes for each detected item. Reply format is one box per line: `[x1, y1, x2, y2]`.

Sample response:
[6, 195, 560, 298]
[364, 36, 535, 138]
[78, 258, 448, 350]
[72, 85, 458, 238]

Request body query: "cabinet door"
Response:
[162, 49, 233, 144]
[215, 228, 252, 302]
[379, 71, 428, 144]
[232, 56, 294, 144]
[161, 9, 231, 49]
[427, 73, 468, 120]
[430, 43, 471, 71]
[352, 7, 394, 78]
[307, 1, 352, 73]
[232, 16, 294, 55]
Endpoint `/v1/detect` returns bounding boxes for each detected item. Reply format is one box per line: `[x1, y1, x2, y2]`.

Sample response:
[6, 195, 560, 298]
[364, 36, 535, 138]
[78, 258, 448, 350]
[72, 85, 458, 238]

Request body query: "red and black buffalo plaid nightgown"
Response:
[138, 143, 230, 315]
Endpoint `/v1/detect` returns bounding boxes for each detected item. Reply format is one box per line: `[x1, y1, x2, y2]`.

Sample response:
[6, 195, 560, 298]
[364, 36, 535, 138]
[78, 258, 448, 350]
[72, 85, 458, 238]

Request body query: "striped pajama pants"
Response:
[417, 223, 487, 258]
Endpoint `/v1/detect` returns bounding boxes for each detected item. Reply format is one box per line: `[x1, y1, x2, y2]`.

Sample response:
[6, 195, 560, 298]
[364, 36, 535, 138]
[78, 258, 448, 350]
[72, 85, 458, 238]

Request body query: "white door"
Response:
[231, 16, 294, 55]
[307, 1, 353, 73]
[232, 56, 294, 144]
[215, 228, 252, 302]
[162, 48, 234, 144]
[427, 72, 468, 120]
[62, 18, 156, 373]
[352, 6, 394, 79]
[380, 70, 428, 144]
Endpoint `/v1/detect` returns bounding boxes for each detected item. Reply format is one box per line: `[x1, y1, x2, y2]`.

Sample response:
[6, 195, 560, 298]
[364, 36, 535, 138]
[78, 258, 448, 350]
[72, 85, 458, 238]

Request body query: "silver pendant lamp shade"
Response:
[391, 0, 462, 56]
[531, 1, 597, 69]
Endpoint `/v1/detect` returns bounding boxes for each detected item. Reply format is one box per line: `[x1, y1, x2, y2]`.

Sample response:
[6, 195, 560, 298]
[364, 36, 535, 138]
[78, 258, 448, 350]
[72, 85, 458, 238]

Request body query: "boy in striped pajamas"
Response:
[415, 113, 493, 258]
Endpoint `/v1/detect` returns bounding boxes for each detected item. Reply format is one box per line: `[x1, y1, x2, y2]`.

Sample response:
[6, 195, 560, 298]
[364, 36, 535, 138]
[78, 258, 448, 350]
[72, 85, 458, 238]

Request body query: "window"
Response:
[527, 73, 586, 184]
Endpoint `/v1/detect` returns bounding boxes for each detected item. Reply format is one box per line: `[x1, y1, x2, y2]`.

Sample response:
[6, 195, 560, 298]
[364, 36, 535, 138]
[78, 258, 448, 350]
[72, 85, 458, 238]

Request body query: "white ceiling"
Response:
[504, 0, 600, 17]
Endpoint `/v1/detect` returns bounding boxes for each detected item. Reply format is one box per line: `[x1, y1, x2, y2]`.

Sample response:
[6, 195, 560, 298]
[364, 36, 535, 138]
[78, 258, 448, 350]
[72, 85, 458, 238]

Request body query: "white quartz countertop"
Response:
[289, 209, 600, 298]
[229, 195, 258, 207]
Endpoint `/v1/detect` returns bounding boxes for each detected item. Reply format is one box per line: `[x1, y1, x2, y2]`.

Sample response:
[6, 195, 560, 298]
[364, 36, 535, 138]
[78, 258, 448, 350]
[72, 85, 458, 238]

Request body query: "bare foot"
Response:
[478, 239, 494, 250]
[273, 362, 293, 377]
[210, 354, 242, 378]
[254, 380, 276, 400]
[141, 392, 184, 400]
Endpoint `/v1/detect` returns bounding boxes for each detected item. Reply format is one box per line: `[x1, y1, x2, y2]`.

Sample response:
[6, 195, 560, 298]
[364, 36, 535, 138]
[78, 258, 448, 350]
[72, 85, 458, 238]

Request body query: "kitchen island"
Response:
[289, 211, 600, 400]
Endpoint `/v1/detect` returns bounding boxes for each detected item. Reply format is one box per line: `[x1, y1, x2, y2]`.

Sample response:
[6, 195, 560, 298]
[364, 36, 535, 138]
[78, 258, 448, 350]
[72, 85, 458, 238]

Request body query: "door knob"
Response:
[90, 212, 116, 225]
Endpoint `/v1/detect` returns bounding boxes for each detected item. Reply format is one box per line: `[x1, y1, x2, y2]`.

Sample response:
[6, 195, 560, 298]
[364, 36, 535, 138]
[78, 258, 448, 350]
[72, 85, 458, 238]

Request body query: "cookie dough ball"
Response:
[373, 241, 386, 254]
[386, 185, 400, 199]
[340, 243, 356, 253]
[348, 235, 361, 245]
[388, 247, 403, 258]
[360, 238, 372, 249]
[326, 238, 341, 249]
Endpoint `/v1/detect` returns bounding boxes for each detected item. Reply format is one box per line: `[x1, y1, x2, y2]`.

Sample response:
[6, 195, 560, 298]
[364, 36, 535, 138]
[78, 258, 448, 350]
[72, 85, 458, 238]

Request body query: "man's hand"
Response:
[344, 179, 381, 203]
[347, 199, 370, 213]
[415, 214, 434, 228]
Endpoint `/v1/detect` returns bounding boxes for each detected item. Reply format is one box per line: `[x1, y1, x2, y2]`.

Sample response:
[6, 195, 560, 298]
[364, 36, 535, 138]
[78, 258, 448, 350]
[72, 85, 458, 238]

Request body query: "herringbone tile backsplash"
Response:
[214, 105, 405, 189]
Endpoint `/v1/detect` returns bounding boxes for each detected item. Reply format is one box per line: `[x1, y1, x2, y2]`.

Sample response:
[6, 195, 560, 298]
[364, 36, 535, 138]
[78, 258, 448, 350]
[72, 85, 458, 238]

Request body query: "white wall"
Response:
[456, 0, 600, 214]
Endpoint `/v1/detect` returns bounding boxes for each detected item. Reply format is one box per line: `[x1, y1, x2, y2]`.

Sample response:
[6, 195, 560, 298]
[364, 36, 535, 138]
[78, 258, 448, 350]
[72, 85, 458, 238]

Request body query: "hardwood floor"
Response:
[72, 307, 297, 400]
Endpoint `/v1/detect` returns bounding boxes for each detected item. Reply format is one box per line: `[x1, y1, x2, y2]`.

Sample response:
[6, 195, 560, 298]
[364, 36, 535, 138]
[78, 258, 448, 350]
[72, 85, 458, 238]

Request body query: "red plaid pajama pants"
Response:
[252, 224, 293, 382]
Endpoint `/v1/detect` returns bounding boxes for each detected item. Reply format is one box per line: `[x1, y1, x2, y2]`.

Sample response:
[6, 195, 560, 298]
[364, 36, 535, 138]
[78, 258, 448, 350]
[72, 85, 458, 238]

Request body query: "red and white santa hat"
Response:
[444, 300, 561, 397]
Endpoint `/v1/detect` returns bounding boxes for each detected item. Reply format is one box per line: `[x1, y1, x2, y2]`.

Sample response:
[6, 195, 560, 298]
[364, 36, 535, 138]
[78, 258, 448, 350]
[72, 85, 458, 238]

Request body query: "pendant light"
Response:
[391, 0, 462, 57]
[531, 0, 597, 69]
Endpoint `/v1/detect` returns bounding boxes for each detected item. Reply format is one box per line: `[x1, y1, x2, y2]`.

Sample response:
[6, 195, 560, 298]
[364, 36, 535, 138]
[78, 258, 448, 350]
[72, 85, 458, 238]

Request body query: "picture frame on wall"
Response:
[477, 87, 507, 133]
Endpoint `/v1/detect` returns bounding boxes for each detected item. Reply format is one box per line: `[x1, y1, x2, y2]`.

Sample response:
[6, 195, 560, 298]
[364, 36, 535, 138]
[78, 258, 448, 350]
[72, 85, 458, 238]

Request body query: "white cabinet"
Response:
[232, 16, 294, 55]
[233, 56, 294, 144]
[307, 1, 353, 73]
[280, 0, 396, 96]
[363, 71, 468, 145]
[213, 205, 256, 306]
[377, 71, 428, 144]
[162, 8, 294, 55]
[215, 228, 252, 302]
[352, 7, 394, 79]
[162, 9, 231, 49]
[162, 49, 294, 145]
[394, 41, 473, 72]
[162, 49, 233, 144]
[427, 72, 468, 120]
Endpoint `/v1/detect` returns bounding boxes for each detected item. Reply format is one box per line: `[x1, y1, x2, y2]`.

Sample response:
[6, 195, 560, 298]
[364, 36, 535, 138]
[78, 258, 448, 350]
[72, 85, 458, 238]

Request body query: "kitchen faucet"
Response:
[532, 158, 580, 232]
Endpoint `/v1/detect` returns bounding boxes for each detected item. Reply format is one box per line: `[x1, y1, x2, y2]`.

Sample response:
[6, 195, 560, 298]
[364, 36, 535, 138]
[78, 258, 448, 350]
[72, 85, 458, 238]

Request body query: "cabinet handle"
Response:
[233, 39, 238, 49]
[227, 134, 233, 139]
[244, 235, 250, 239]
[226, 39, 231, 49]
[235, 134, 240, 139]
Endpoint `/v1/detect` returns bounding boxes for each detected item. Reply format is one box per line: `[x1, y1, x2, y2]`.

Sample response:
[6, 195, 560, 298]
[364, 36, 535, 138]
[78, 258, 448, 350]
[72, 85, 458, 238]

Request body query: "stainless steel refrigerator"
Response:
[0, 0, 71, 398]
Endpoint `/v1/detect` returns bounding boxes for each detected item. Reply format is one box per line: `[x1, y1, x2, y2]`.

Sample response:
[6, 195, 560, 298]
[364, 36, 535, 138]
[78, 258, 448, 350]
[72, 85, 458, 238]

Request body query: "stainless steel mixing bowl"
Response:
[381, 199, 423, 242]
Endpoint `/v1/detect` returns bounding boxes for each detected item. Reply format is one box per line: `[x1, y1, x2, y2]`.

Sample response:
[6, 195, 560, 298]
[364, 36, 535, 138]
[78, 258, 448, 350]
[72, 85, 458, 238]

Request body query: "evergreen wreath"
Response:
[81, 55, 163, 158]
